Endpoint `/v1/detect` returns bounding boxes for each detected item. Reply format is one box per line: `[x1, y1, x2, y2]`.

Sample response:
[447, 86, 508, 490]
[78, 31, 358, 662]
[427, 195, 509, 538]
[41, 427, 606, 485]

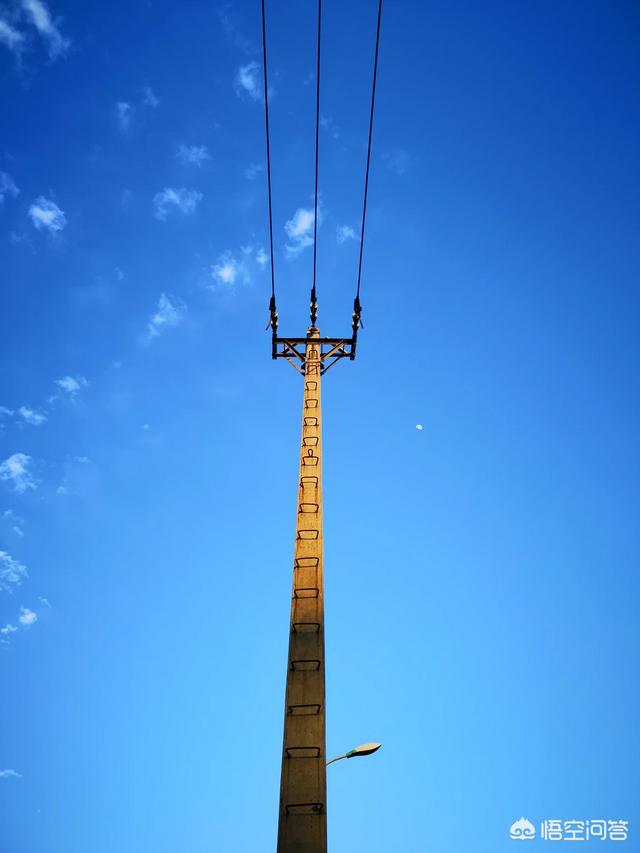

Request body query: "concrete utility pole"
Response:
[273, 324, 358, 853]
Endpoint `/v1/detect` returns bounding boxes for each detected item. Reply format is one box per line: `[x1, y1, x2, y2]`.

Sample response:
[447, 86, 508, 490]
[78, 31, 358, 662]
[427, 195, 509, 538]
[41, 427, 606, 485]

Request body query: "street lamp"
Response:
[326, 742, 382, 766]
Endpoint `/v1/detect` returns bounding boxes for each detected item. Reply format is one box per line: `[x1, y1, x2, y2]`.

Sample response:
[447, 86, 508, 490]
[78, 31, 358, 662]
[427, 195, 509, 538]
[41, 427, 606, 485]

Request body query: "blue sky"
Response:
[1, 1, 639, 850]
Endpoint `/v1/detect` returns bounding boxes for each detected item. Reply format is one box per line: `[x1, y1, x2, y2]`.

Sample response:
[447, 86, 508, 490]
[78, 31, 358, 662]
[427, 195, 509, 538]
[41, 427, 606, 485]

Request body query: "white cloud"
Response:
[383, 148, 411, 176]
[284, 207, 318, 258]
[0, 624, 18, 637]
[153, 187, 202, 221]
[256, 247, 268, 269]
[336, 224, 358, 244]
[177, 144, 210, 167]
[147, 293, 186, 339]
[0, 406, 14, 418]
[38, 596, 51, 608]
[0, 454, 37, 494]
[235, 62, 261, 100]
[0, 19, 25, 54]
[0, 769, 21, 778]
[19, 606, 37, 626]
[244, 161, 264, 180]
[54, 375, 88, 396]
[116, 101, 133, 134]
[18, 406, 47, 426]
[415, 424, 423, 431]
[0, 550, 27, 592]
[28, 196, 66, 234]
[211, 254, 239, 286]
[22, 0, 70, 59]
[141, 86, 159, 107]
[0, 172, 19, 205]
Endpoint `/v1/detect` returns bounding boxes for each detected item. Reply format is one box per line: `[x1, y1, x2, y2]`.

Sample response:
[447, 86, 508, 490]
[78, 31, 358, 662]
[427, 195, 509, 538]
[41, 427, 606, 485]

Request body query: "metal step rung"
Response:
[299, 502, 319, 514]
[300, 475, 319, 489]
[304, 416, 318, 427]
[303, 436, 319, 447]
[285, 746, 321, 759]
[285, 803, 325, 815]
[295, 556, 319, 569]
[287, 703, 321, 715]
[297, 529, 319, 540]
[293, 587, 319, 599]
[305, 398, 318, 409]
[292, 622, 321, 633]
[290, 659, 321, 671]
[305, 381, 318, 392]
[301, 454, 318, 467]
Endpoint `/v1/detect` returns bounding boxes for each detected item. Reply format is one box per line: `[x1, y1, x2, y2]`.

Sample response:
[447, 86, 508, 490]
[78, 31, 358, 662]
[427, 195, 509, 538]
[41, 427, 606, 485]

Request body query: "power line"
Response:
[353, 0, 383, 332]
[261, 0, 278, 333]
[310, 0, 322, 326]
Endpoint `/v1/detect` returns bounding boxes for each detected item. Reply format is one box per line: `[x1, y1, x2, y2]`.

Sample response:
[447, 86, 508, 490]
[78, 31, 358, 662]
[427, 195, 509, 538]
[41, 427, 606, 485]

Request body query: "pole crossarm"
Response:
[272, 328, 358, 374]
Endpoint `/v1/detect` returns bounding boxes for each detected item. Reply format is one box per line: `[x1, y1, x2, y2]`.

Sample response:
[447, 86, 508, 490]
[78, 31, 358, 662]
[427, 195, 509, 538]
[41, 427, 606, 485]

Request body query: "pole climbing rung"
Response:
[285, 746, 321, 759]
[297, 529, 319, 540]
[290, 659, 321, 671]
[292, 622, 321, 633]
[300, 475, 319, 488]
[293, 587, 320, 599]
[287, 703, 321, 715]
[295, 557, 319, 568]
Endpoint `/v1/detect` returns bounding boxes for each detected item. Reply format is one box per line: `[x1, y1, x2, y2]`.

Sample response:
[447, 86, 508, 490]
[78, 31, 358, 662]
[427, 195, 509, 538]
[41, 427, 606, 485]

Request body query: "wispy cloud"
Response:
[235, 62, 262, 101]
[217, 4, 252, 53]
[336, 224, 358, 244]
[320, 115, 339, 139]
[54, 375, 88, 396]
[0, 625, 18, 640]
[22, 0, 69, 59]
[147, 293, 186, 339]
[0, 550, 27, 592]
[18, 406, 47, 426]
[2, 509, 25, 537]
[256, 247, 268, 269]
[284, 207, 319, 258]
[140, 86, 159, 107]
[116, 101, 133, 134]
[244, 162, 264, 180]
[0, 172, 19, 205]
[383, 148, 411, 176]
[177, 144, 210, 167]
[0, 406, 14, 418]
[0, 454, 37, 494]
[0, 19, 25, 55]
[28, 197, 66, 234]
[211, 254, 239, 287]
[0, 769, 21, 778]
[210, 245, 267, 288]
[153, 187, 202, 221]
[18, 606, 37, 626]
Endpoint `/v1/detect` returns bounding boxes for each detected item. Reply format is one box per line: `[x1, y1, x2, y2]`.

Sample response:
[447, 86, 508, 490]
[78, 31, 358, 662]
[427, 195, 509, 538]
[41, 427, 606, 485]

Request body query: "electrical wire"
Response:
[261, 0, 277, 326]
[310, 0, 322, 325]
[355, 0, 383, 305]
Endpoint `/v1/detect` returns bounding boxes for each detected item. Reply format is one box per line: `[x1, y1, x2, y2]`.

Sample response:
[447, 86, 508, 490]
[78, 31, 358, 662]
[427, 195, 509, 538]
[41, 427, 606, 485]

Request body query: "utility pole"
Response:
[273, 319, 359, 853]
